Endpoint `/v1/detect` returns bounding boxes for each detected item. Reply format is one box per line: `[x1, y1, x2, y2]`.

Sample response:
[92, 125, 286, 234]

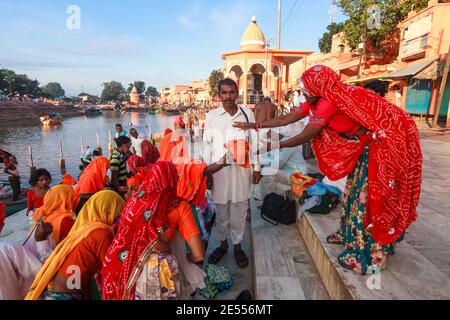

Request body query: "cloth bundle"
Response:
[290, 173, 317, 198]
[199, 264, 233, 299]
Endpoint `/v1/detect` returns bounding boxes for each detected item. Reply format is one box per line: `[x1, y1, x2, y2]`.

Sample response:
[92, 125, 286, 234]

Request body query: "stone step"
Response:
[251, 199, 329, 300]
[297, 208, 450, 300]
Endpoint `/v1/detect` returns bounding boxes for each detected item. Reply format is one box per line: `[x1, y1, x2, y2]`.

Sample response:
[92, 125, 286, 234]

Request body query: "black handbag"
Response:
[261, 193, 296, 225]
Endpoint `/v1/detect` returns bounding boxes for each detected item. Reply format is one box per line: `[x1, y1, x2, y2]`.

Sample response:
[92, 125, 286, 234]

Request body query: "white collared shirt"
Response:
[130, 136, 145, 157]
[203, 105, 260, 204]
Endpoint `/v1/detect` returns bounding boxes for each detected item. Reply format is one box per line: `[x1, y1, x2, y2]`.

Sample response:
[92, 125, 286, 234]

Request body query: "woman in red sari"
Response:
[101, 161, 205, 300]
[234, 65, 422, 275]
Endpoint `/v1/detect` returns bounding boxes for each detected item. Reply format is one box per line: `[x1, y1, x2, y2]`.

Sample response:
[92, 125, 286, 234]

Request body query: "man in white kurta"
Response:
[202, 79, 261, 268]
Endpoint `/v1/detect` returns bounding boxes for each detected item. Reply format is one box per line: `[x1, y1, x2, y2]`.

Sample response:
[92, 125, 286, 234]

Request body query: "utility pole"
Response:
[277, 0, 281, 49]
[433, 45, 450, 128]
[357, 28, 367, 80]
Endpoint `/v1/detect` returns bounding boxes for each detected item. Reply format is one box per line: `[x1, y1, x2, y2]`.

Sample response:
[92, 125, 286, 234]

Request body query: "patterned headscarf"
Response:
[301, 65, 422, 246]
[101, 161, 180, 300]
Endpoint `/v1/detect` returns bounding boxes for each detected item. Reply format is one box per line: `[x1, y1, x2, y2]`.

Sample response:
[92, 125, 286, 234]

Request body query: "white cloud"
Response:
[178, 0, 253, 32]
[178, 1, 201, 29]
[55, 35, 144, 57]
[207, 1, 252, 31]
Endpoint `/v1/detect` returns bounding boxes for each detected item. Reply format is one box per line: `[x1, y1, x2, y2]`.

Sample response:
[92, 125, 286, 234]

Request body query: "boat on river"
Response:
[0, 149, 28, 217]
[40, 113, 62, 125]
[0, 193, 28, 217]
[83, 107, 103, 115]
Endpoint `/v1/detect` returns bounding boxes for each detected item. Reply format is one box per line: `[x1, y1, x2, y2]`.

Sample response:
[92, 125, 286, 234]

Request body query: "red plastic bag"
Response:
[225, 139, 250, 169]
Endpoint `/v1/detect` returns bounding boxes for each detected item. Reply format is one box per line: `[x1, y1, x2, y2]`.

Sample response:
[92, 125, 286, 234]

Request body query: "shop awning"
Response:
[414, 60, 447, 80]
[345, 75, 393, 84]
[386, 59, 435, 78]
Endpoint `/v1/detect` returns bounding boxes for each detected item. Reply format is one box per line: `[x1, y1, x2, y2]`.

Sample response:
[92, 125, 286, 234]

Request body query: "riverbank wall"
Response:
[0, 102, 84, 127]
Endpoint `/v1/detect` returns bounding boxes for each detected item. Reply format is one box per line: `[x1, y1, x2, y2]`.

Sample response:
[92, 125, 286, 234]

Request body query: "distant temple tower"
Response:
[240, 16, 266, 50]
[130, 85, 140, 106]
[222, 16, 312, 106]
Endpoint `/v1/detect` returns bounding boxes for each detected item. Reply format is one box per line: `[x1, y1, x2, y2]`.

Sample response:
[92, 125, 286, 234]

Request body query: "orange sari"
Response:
[74, 156, 110, 207]
[176, 160, 208, 206]
[33, 185, 75, 243]
[60, 173, 77, 186]
[159, 133, 189, 163]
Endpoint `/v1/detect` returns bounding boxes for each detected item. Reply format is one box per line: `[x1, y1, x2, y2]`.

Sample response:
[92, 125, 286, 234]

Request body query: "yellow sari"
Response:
[25, 190, 124, 300]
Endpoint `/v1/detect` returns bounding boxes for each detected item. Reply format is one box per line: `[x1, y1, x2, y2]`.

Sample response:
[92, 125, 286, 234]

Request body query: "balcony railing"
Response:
[403, 35, 428, 58]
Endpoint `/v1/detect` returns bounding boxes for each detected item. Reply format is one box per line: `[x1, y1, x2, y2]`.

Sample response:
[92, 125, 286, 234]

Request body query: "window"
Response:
[421, 34, 428, 49]
[403, 34, 428, 57]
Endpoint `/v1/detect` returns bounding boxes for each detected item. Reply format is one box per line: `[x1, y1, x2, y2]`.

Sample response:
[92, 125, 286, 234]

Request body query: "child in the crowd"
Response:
[27, 169, 52, 220]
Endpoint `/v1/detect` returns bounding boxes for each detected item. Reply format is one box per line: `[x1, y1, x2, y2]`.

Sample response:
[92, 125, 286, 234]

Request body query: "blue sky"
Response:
[0, 0, 346, 96]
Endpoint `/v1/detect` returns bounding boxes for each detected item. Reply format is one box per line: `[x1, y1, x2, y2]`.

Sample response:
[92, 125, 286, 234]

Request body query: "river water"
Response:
[0, 111, 177, 187]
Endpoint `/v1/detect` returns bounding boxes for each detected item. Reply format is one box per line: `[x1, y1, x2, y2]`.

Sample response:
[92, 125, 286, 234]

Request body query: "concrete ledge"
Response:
[297, 213, 353, 300]
[297, 209, 450, 300]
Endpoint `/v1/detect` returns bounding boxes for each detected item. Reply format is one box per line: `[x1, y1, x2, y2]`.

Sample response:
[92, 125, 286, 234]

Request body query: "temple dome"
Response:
[240, 16, 266, 50]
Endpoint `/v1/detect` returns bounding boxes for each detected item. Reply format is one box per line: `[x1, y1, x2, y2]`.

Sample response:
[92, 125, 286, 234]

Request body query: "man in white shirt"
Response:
[129, 128, 145, 157]
[203, 79, 261, 269]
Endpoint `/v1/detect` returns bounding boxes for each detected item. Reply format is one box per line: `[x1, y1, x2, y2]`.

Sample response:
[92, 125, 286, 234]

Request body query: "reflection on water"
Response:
[0, 111, 176, 187]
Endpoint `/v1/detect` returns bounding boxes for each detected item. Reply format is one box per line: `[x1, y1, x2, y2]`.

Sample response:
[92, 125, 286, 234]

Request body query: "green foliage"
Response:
[127, 81, 146, 95]
[338, 0, 430, 50]
[208, 69, 224, 98]
[101, 81, 126, 102]
[42, 82, 65, 99]
[0, 68, 41, 97]
[319, 22, 345, 53]
[145, 86, 159, 97]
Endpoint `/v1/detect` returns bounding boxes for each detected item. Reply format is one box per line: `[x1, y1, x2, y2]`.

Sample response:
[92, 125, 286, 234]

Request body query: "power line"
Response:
[280, 0, 299, 32]
[281, 0, 304, 36]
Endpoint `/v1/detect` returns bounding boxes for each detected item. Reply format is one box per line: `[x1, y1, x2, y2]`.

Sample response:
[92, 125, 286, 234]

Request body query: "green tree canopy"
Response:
[127, 81, 146, 95]
[41, 82, 65, 99]
[338, 0, 429, 50]
[101, 81, 126, 102]
[318, 22, 345, 53]
[208, 69, 224, 98]
[0, 68, 41, 97]
[145, 86, 159, 97]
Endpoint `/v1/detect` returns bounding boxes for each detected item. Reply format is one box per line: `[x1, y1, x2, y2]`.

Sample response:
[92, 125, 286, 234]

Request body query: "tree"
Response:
[101, 81, 126, 102]
[338, 0, 429, 51]
[127, 81, 146, 95]
[0, 68, 41, 97]
[208, 69, 224, 98]
[319, 22, 345, 53]
[41, 82, 65, 99]
[145, 86, 159, 97]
